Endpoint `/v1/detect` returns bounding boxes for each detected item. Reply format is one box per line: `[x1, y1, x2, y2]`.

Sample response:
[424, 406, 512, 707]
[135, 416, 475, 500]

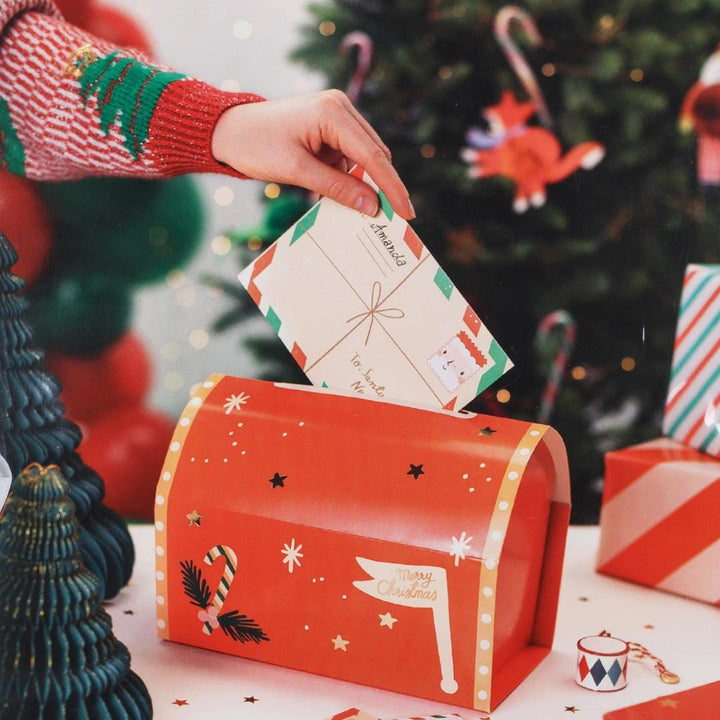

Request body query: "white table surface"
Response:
[106, 526, 720, 720]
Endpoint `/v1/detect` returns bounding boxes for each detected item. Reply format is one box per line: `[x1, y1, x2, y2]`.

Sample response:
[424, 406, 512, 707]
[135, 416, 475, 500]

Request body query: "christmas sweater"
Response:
[0, 0, 263, 180]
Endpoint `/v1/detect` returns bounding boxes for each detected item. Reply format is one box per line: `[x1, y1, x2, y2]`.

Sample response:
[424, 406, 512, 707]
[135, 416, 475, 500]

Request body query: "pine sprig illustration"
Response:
[179, 558, 270, 644]
[218, 610, 270, 644]
[78, 51, 185, 159]
[180, 559, 211, 608]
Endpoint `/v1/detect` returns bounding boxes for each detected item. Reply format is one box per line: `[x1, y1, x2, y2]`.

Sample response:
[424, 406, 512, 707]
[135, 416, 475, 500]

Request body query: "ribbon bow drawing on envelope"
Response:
[347, 281, 405, 345]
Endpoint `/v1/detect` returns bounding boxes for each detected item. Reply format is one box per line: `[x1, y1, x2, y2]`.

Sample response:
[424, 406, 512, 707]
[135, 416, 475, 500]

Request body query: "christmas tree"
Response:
[0, 234, 133, 598]
[260, 0, 720, 521]
[0, 463, 152, 720]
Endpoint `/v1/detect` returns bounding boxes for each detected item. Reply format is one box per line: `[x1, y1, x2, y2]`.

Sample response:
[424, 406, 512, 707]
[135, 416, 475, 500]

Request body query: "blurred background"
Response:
[3, 0, 720, 524]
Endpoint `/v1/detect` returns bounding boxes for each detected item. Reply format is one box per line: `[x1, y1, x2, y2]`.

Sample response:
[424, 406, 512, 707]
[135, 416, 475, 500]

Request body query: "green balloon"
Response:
[26, 272, 132, 356]
[38, 176, 205, 285]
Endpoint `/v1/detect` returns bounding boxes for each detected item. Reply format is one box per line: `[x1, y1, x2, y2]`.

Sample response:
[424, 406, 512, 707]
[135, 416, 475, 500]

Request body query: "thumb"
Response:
[303, 157, 379, 215]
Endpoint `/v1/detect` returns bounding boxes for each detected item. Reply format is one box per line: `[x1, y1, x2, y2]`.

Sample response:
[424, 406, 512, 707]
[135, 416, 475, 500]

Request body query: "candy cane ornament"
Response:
[494, 5, 552, 128]
[535, 310, 577, 424]
[201, 544, 238, 635]
[339, 31, 374, 105]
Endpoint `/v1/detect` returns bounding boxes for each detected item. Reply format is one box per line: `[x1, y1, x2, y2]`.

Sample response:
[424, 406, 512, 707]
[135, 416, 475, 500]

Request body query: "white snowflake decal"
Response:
[449, 531, 473, 567]
[223, 392, 250, 414]
[281, 538, 304, 574]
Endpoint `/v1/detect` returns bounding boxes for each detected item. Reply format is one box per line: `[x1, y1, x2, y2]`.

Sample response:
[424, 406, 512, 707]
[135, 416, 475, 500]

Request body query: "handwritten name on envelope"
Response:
[238, 166, 511, 411]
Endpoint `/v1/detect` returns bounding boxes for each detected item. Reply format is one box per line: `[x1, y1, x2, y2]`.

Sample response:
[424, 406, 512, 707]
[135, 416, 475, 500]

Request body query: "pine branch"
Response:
[179, 560, 211, 609]
[218, 610, 270, 644]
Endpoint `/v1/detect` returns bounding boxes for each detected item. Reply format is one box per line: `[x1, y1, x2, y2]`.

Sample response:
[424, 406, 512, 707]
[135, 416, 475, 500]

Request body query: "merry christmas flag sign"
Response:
[238, 166, 511, 411]
[597, 438, 720, 605]
[663, 264, 720, 458]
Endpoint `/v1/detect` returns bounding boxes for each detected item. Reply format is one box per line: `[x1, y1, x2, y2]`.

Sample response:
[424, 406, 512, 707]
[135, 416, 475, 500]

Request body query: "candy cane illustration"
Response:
[201, 544, 238, 635]
[494, 5, 552, 128]
[339, 31, 374, 105]
[535, 309, 577, 423]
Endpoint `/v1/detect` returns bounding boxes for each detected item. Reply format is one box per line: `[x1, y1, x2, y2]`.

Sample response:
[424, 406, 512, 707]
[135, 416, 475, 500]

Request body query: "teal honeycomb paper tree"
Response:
[0, 463, 152, 720]
[0, 233, 133, 598]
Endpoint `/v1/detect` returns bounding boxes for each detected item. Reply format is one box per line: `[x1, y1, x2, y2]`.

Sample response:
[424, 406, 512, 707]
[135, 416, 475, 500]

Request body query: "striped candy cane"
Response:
[202, 544, 238, 635]
[535, 310, 577, 423]
[339, 31, 374, 105]
[494, 5, 553, 128]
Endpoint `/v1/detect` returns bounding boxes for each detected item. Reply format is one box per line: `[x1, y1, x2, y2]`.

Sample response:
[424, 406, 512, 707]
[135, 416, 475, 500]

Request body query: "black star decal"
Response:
[269, 472, 286, 488]
[407, 463, 424, 479]
[479, 426, 496, 436]
[243, 696, 259, 703]
[123, 609, 134, 615]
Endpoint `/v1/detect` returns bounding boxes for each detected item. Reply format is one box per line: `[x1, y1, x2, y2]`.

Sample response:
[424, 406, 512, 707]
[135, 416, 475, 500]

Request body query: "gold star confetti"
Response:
[379, 612, 397, 629]
[243, 696, 259, 703]
[186, 510, 203, 527]
[564, 707, 580, 714]
[658, 698, 678, 708]
[331, 634, 349, 651]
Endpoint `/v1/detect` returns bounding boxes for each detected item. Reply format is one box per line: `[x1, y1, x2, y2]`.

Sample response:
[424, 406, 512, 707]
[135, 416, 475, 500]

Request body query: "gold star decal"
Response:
[658, 698, 679, 708]
[379, 612, 397, 629]
[564, 706, 580, 714]
[331, 634, 349, 651]
[186, 510, 203, 527]
[644, 623, 655, 629]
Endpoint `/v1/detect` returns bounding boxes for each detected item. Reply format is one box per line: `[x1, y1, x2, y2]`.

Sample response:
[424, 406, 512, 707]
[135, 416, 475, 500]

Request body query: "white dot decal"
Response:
[519, 447, 531, 455]
[179, 417, 190, 427]
[170, 441, 180, 452]
[202, 381, 214, 388]
[469, 487, 475, 493]
[156, 546, 164, 556]
[156, 596, 165, 606]
[498, 501, 509, 511]
[155, 521, 164, 531]
[190, 397, 201, 406]
[508, 471, 519, 480]
[480, 462, 486, 468]
[530, 430, 540, 436]
[462, 473, 469, 479]
[155, 495, 165, 505]
[485, 559, 496, 570]
[481, 613, 492, 624]
[482, 586, 493, 597]
[304, 625, 310, 630]
[478, 690, 488, 700]
[480, 639, 491, 650]
[162, 471, 171, 481]
[157, 619, 166, 629]
[490, 530, 503, 542]
[156, 571, 165, 581]
[479, 665, 489, 675]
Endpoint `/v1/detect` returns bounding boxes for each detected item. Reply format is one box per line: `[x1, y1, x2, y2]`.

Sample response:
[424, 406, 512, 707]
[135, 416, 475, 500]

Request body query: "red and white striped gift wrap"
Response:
[663, 264, 720, 458]
[596, 438, 720, 605]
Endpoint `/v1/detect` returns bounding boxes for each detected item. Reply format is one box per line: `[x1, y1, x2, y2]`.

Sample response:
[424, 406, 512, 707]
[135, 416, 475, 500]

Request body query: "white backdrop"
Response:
[111, 0, 322, 417]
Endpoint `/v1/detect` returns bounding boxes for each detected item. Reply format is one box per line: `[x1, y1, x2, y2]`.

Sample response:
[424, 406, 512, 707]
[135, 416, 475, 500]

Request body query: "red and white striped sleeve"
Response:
[0, 0, 263, 180]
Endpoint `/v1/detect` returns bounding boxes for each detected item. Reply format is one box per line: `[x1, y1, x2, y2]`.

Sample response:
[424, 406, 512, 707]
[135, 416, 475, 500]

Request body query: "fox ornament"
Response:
[461, 90, 605, 213]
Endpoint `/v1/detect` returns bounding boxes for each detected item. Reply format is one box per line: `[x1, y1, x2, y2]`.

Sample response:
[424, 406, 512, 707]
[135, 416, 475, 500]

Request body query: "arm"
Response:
[0, 2, 413, 218]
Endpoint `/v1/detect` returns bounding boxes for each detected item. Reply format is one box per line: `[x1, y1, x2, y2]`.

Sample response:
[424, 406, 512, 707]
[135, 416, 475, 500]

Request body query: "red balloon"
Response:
[79, 404, 175, 520]
[0, 170, 53, 287]
[52, 0, 94, 28]
[46, 333, 152, 421]
[84, 5, 153, 56]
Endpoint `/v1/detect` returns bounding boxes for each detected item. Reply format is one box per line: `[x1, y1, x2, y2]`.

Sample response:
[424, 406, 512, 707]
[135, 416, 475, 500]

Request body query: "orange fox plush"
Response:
[461, 90, 604, 213]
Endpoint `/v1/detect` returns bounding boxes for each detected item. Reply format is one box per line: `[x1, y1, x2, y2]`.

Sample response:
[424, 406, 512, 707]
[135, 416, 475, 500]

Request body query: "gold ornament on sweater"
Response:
[62, 44, 98, 80]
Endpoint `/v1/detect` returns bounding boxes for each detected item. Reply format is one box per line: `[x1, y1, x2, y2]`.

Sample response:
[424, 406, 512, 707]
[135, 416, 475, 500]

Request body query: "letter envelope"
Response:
[156, 376, 570, 712]
[238, 166, 512, 412]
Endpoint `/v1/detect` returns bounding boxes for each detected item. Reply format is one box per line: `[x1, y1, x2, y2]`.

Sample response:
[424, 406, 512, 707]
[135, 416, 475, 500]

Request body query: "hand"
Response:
[211, 90, 415, 220]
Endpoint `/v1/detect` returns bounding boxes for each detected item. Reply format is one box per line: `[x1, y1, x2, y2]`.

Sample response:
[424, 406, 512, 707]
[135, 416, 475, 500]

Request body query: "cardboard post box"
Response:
[597, 438, 720, 604]
[155, 376, 570, 712]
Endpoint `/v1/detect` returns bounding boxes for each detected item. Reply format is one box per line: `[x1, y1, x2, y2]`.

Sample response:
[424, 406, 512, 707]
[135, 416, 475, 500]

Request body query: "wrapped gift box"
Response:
[603, 681, 720, 719]
[155, 376, 570, 712]
[663, 264, 720, 458]
[597, 438, 720, 604]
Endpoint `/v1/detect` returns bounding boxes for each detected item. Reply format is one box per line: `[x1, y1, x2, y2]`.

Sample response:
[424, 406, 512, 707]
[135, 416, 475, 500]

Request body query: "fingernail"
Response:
[355, 195, 378, 216]
[407, 196, 416, 219]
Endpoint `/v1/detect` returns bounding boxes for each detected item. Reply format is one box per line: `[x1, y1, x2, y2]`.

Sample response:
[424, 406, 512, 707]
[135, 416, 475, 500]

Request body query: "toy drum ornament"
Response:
[575, 634, 629, 691]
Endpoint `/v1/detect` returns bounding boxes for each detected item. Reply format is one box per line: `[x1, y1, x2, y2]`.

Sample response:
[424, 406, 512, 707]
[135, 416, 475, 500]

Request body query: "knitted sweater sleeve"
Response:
[0, 0, 263, 180]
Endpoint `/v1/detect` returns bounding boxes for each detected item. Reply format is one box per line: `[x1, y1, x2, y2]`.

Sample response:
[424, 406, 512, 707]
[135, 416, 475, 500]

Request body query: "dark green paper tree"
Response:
[0, 234, 133, 598]
[0, 464, 152, 720]
[262, 0, 720, 522]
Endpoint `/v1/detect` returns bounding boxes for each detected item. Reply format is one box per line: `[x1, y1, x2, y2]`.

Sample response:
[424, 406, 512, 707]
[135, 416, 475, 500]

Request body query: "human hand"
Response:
[211, 90, 415, 220]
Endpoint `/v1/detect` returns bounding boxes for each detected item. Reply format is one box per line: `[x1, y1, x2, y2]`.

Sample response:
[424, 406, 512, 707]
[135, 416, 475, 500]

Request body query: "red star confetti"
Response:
[172, 699, 188, 707]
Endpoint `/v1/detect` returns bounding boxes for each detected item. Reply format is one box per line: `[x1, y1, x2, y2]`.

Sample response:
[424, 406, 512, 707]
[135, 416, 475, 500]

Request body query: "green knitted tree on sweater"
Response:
[0, 233, 133, 599]
[0, 464, 152, 720]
